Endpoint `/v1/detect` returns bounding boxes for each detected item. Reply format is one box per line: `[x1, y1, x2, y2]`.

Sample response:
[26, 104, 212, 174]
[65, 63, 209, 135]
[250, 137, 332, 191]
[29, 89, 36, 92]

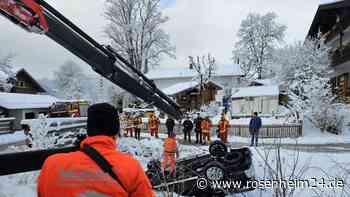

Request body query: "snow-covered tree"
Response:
[108, 85, 124, 111]
[233, 12, 286, 79]
[104, 0, 175, 73]
[0, 52, 16, 92]
[53, 61, 86, 100]
[273, 39, 344, 133]
[189, 54, 216, 105]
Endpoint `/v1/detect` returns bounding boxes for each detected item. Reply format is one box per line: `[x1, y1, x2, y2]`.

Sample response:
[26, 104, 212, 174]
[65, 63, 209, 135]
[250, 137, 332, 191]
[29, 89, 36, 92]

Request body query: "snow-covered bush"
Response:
[303, 79, 345, 134]
[273, 39, 346, 134]
[0, 53, 16, 92]
[30, 115, 56, 149]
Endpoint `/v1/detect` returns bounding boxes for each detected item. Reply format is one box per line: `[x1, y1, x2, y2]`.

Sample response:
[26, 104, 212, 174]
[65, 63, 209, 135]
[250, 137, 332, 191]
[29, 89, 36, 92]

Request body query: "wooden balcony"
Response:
[331, 43, 350, 66]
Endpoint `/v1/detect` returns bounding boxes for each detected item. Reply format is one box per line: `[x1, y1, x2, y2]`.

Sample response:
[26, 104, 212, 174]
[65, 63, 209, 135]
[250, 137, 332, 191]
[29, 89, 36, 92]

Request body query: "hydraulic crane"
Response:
[0, 4, 256, 196]
[0, 0, 183, 176]
[0, 0, 182, 120]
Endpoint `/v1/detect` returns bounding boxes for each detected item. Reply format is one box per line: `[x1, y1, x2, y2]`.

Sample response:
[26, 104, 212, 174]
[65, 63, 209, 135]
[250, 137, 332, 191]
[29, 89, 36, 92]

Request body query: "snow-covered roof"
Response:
[163, 81, 198, 95]
[0, 92, 58, 109]
[162, 80, 222, 96]
[251, 79, 275, 86]
[231, 85, 279, 98]
[320, 0, 343, 5]
[146, 64, 243, 80]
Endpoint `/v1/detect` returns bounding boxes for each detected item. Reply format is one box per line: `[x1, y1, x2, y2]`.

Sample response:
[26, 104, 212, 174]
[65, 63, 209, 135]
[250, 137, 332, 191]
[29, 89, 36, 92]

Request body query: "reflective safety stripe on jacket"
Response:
[149, 118, 159, 129]
[37, 136, 155, 197]
[219, 120, 230, 133]
[201, 120, 211, 130]
[164, 137, 177, 154]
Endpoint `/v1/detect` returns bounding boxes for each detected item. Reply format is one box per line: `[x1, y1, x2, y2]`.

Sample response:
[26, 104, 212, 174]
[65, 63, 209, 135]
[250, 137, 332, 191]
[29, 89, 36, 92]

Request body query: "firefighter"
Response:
[162, 131, 179, 176]
[126, 113, 134, 137]
[133, 113, 142, 140]
[120, 113, 128, 137]
[149, 114, 160, 138]
[218, 114, 230, 143]
[201, 116, 212, 144]
[37, 103, 154, 197]
[194, 113, 203, 144]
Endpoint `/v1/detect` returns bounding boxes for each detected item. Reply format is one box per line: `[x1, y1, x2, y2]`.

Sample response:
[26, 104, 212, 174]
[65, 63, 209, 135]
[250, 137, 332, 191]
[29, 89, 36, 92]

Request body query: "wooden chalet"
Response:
[308, 1, 350, 102]
[162, 81, 222, 111]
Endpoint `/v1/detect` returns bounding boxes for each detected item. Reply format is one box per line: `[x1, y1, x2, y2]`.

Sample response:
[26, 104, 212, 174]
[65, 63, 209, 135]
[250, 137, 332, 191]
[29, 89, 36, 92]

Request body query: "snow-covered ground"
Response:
[0, 132, 26, 146]
[0, 117, 349, 196]
[0, 136, 349, 197]
[229, 119, 350, 145]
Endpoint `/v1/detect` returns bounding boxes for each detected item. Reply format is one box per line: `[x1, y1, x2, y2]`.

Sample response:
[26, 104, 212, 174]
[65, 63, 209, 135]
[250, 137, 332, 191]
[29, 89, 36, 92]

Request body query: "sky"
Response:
[0, 0, 334, 79]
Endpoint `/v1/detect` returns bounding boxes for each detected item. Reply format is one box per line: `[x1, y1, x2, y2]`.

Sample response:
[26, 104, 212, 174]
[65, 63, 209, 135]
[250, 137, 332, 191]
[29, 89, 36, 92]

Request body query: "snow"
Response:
[0, 93, 58, 109]
[0, 120, 350, 197]
[0, 69, 9, 82]
[251, 79, 275, 86]
[0, 132, 26, 145]
[162, 81, 198, 95]
[319, 0, 343, 5]
[146, 64, 243, 80]
[162, 80, 223, 96]
[230, 119, 350, 145]
[231, 85, 279, 98]
[245, 148, 350, 197]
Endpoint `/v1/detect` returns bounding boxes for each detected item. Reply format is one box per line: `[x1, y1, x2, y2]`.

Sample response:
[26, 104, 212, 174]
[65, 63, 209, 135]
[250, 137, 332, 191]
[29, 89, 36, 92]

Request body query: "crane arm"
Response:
[0, 0, 182, 119]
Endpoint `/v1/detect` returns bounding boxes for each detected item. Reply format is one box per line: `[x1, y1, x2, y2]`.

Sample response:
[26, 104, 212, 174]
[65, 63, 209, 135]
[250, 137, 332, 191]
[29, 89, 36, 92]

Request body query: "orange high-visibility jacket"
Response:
[149, 117, 160, 129]
[37, 136, 155, 197]
[201, 120, 212, 133]
[219, 119, 230, 133]
[164, 137, 177, 154]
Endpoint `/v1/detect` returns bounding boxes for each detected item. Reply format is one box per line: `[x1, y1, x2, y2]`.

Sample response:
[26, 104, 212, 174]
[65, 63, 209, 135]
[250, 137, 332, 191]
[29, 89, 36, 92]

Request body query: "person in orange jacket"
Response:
[37, 103, 155, 197]
[218, 114, 230, 143]
[201, 117, 212, 144]
[162, 132, 179, 176]
[126, 113, 134, 137]
[148, 114, 160, 138]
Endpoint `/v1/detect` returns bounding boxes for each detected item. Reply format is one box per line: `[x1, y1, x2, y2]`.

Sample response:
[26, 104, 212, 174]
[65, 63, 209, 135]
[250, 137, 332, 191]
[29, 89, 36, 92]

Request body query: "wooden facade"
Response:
[172, 82, 222, 111]
[11, 69, 46, 94]
[308, 1, 350, 103]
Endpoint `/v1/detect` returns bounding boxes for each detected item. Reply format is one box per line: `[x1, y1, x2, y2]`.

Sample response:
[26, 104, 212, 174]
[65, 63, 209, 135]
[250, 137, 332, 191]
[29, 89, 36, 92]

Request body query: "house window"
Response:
[16, 81, 25, 87]
[25, 112, 35, 119]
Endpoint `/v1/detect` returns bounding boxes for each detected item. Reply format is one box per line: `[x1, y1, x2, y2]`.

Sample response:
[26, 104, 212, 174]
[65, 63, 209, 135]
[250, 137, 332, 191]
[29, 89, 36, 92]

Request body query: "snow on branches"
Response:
[233, 12, 286, 80]
[53, 61, 86, 100]
[189, 54, 216, 85]
[104, 0, 175, 73]
[0, 53, 16, 92]
[274, 39, 345, 133]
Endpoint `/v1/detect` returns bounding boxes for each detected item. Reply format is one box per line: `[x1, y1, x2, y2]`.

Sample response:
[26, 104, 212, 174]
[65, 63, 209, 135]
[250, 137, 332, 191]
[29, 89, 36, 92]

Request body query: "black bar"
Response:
[42, 12, 182, 119]
[0, 146, 79, 176]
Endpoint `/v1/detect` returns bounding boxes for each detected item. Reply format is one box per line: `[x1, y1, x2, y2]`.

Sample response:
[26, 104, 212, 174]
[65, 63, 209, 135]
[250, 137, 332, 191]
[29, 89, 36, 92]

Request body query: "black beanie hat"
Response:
[87, 103, 119, 137]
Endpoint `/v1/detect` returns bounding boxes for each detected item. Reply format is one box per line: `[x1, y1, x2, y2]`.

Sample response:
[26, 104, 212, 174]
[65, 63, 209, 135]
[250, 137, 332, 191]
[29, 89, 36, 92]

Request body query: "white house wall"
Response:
[8, 108, 49, 130]
[231, 96, 279, 116]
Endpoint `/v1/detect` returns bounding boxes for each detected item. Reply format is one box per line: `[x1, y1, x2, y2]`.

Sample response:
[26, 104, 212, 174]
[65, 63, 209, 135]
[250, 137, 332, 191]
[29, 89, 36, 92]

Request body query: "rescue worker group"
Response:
[37, 103, 232, 197]
[120, 109, 231, 177]
[120, 110, 230, 144]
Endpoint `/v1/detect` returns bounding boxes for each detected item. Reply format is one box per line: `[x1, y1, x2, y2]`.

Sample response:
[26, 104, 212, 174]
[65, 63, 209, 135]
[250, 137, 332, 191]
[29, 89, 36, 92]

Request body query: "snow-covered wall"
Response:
[231, 96, 279, 116]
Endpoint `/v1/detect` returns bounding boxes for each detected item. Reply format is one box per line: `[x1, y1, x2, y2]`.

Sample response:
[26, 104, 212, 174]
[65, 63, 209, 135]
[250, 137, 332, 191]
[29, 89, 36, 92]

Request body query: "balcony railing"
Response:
[331, 43, 350, 66]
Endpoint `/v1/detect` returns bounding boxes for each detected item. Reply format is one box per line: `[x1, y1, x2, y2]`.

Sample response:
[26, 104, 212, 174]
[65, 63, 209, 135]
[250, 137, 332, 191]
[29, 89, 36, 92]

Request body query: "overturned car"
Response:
[146, 141, 255, 197]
